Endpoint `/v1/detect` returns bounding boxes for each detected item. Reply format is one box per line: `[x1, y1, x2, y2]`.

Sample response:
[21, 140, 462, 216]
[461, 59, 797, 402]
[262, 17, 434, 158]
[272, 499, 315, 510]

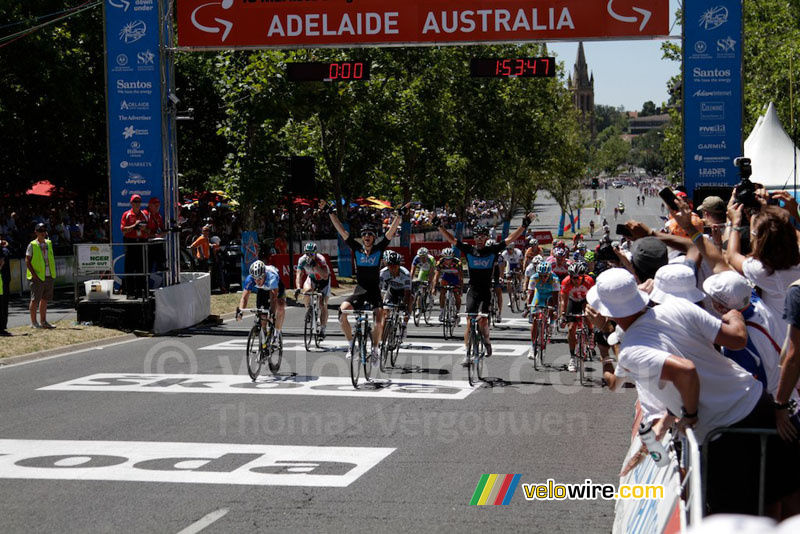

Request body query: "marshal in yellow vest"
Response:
[27, 239, 56, 280]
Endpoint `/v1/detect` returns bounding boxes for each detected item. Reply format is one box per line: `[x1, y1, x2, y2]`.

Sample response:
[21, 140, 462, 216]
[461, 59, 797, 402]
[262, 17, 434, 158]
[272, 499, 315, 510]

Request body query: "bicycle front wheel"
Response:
[246, 325, 263, 381]
[266, 323, 282, 374]
[303, 308, 313, 351]
[466, 330, 478, 387]
[380, 320, 393, 372]
[413, 294, 422, 327]
[447, 300, 456, 339]
[578, 331, 586, 385]
[350, 335, 362, 388]
[424, 293, 433, 325]
[362, 327, 373, 381]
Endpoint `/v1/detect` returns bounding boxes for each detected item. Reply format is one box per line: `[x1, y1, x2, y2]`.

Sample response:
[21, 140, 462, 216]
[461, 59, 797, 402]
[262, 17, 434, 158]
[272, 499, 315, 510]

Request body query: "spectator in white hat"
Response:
[703, 270, 786, 396]
[648, 264, 706, 305]
[588, 268, 800, 516]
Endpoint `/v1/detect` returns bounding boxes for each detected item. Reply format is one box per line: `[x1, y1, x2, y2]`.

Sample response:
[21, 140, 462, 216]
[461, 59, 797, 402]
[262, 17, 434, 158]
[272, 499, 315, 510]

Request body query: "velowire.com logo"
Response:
[469, 474, 521, 506]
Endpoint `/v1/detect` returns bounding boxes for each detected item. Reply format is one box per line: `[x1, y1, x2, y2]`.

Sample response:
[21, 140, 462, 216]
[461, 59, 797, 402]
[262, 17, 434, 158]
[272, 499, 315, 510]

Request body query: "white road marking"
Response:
[0, 439, 394, 487]
[176, 508, 229, 534]
[40, 373, 477, 399]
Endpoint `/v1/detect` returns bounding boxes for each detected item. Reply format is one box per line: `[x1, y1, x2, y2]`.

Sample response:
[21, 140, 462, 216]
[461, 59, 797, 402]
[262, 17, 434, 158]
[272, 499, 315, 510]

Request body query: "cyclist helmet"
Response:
[506, 243, 515, 250]
[417, 247, 429, 257]
[386, 251, 402, 265]
[555, 239, 566, 248]
[584, 251, 596, 262]
[532, 254, 544, 266]
[360, 225, 378, 236]
[303, 242, 317, 254]
[528, 238, 538, 247]
[442, 247, 455, 259]
[568, 261, 588, 277]
[473, 225, 490, 237]
[577, 241, 587, 251]
[249, 260, 267, 278]
[537, 261, 552, 275]
[554, 248, 567, 258]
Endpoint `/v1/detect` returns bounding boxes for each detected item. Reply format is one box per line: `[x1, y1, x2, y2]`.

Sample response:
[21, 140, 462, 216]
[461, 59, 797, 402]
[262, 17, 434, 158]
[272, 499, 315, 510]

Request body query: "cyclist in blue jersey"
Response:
[437, 212, 534, 361]
[523, 261, 560, 360]
[323, 200, 409, 362]
[236, 259, 286, 340]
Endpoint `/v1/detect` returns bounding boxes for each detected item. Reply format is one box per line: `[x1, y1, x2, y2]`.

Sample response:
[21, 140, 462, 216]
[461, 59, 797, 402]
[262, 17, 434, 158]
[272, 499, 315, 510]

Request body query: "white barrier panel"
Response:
[153, 272, 210, 334]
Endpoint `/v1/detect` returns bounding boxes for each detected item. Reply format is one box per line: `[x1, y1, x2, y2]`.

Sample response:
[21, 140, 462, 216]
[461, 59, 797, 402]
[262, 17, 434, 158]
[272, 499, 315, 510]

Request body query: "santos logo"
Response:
[117, 80, 152, 90]
[0, 439, 394, 487]
[693, 67, 731, 78]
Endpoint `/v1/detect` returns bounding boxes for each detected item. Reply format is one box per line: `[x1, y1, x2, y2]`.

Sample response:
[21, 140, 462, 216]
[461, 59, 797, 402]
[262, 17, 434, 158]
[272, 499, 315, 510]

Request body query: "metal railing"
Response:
[678, 428, 703, 528]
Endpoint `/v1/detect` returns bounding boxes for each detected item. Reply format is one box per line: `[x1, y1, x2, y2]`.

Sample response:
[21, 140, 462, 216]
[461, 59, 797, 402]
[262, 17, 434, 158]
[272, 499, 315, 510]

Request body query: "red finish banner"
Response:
[177, 1, 669, 49]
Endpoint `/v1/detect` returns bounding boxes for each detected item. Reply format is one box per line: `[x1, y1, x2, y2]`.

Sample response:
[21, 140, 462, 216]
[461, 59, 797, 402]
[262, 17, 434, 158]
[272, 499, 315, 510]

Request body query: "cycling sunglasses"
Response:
[360, 231, 376, 237]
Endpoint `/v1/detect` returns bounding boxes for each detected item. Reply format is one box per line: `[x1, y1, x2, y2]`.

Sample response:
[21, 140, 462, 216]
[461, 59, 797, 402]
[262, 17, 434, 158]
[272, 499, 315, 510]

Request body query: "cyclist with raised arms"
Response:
[410, 247, 435, 297]
[524, 261, 560, 360]
[379, 251, 412, 343]
[236, 259, 286, 343]
[430, 247, 463, 323]
[294, 242, 331, 339]
[437, 213, 534, 362]
[322, 200, 407, 362]
[501, 242, 524, 309]
[559, 261, 595, 372]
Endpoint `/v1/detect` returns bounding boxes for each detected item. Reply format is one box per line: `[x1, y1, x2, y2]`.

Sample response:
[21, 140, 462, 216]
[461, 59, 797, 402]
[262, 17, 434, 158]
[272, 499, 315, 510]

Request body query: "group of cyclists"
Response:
[236, 199, 603, 375]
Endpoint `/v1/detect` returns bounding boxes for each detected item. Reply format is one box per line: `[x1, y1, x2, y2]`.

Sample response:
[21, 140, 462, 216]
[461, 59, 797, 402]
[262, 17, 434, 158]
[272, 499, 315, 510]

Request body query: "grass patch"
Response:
[1, 320, 126, 359]
[210, 292, 242, 316]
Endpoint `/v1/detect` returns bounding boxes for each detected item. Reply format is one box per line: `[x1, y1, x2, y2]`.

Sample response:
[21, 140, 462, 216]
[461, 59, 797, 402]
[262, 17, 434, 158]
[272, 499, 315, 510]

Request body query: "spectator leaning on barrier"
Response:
[26, 223, 56, 329]
[590, 268, 800, 518]
[0, 237, 10, 336]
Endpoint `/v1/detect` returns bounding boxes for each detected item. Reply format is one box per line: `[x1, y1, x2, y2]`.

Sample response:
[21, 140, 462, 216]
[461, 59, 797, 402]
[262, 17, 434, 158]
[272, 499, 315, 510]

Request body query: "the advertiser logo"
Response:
[122, 125, 149, 139]
[118, 114, 152, 122]
[700, 102, 724, 120]
[699, 6, 728, 30]
[699, 124, 726, 136]
[470, 474, 522, 505]
[120, 20, 147, 44]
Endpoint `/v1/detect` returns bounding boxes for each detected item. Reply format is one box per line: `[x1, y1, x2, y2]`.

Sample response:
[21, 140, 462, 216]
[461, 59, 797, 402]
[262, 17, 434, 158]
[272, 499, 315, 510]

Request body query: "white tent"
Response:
[745, 102, 800, 190]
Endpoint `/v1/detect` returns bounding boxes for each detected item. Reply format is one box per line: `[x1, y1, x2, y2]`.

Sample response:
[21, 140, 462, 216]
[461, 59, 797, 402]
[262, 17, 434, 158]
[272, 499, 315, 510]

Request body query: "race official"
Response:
[120, 194, 149, 298]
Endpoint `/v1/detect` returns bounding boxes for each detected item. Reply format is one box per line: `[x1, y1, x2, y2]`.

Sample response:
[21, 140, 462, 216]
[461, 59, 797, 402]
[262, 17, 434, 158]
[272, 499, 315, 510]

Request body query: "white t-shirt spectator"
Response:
[615, 296, 762, 442]
[741, 257, 800, 342]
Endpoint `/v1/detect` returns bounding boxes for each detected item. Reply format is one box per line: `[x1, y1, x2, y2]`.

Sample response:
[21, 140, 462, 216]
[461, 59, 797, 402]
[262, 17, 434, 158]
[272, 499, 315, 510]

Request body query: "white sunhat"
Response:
[649, 264, 705, 304]
[586, 268, 649, 318]
[702, 270, 753, 311]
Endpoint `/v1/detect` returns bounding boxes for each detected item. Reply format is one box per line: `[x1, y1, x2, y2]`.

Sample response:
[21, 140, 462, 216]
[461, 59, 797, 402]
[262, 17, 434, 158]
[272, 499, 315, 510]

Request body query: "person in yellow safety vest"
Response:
[25, 223, 57, 329]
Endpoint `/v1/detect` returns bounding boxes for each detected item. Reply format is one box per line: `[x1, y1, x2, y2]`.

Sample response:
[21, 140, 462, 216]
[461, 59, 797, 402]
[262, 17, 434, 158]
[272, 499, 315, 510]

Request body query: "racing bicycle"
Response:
[342, 307, 374, 388]
[301, 290, 325, 351]
[462, 312, 489, 386]
[565, 313, 596, 385]
[441, 285, 459, 340]
[490, 288, 501, 327]
[529, 305, 555, 370]
[412, 280, 434, 326]
[380, 303, 407, 370]
[243, 307, 282, 380]
[506, 269, 524, 313]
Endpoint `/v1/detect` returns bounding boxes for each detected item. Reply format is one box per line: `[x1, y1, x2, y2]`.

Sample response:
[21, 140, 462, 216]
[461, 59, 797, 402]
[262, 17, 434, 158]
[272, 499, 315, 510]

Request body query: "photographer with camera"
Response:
[725, 157, 800, 344]
[120, 194, 150, 299]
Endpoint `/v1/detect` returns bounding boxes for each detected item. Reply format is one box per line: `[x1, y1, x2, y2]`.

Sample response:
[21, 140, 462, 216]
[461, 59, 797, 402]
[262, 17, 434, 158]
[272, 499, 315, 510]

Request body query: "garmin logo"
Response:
[698, 141, 727, 150]
[117, 80, 152, 90]
[693, 67, 731, 78]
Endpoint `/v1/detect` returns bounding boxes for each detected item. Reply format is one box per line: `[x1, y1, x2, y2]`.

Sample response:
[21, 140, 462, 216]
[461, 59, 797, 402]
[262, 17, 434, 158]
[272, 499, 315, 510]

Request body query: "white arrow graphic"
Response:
[109, 0, 130, 11]
[607, 0, 652, 32]
[191, 2, 234, 42]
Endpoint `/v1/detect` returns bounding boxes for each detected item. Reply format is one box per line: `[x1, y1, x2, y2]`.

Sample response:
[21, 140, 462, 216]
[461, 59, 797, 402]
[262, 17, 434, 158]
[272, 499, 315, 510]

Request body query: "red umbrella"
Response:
[25, 180, 76, 198]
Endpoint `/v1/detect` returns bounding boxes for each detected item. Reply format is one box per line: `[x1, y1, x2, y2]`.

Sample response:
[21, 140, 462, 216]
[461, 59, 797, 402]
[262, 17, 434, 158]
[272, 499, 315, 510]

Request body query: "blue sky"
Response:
[547, 0, 681, 112]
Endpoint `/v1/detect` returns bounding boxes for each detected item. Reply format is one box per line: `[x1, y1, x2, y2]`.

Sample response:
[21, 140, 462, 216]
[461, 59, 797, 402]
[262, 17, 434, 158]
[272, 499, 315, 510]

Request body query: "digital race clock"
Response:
[287, 61, 371, 82]
[470, 58, 556, 78]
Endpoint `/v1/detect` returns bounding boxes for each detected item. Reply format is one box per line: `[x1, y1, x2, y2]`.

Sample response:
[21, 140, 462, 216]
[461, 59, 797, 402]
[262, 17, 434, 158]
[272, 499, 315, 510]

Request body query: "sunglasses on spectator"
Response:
[132, 200, 141, 203]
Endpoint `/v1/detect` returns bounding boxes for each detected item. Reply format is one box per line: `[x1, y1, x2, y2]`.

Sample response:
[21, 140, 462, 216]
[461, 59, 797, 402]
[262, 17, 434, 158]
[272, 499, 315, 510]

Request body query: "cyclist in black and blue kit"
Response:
[437, 213, 534, 362]
[322, 200, 408, 362]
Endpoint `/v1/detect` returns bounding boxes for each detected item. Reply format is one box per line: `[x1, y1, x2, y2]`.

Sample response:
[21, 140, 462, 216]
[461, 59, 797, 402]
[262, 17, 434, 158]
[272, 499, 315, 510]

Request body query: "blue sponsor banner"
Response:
[104, 0, 164, 267]
[240, 231, 259, 286]
[683, 1, 743, 194]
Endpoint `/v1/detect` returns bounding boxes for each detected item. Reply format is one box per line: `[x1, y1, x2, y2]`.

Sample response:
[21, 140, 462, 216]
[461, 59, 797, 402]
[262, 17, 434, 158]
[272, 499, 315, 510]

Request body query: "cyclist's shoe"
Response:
[459, 356, 470, 367]
[527, 347, 535, 360]
[399, 324, 407, 343]
[567, 358, 577, 372]
[508, 301, 513, 309]
[345, 348, 353, 360]
[496, 315, 502, 323]
[370, 348, 379, 364]
[521, 309, 529, 318]
[455, 315, 461, 326]
[483, 339, 492, 357]
[438, 311, 444, 322]
[319, 326, 326, 339]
